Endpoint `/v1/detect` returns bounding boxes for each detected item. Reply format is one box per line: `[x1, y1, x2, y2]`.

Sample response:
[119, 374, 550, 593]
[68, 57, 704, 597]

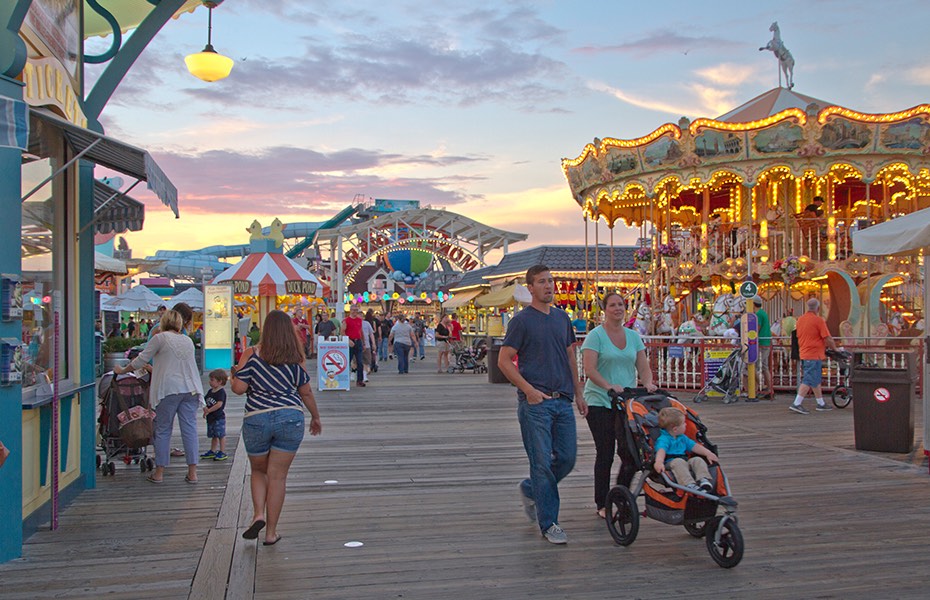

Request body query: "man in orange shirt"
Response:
[790, 298, 838, 414]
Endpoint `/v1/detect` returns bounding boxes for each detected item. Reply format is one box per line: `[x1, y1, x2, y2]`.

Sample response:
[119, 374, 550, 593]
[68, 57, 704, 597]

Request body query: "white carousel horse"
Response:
[655, 295, 677, 337]
[708, 294, 732, 337]
[632, 302, 652, 336]
[726, 294, 746, 323]
[676, 318, 704, 345]
[760, 21, 795, 89]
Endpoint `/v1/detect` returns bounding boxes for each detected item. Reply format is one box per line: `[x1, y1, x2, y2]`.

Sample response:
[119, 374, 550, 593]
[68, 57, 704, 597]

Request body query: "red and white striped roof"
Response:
[212, 252, 322, 297]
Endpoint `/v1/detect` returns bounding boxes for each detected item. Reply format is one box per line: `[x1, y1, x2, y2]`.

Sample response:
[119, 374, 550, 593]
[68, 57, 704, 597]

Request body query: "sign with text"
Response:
[285, 280, 318, 295]
[317, 336, 350, 391]
[204, 285, 234, 371]
[229, 280, 252, 295]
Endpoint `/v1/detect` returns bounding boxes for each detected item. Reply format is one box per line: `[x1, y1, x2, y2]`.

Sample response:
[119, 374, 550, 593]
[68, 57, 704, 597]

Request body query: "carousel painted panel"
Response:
[817, 116, 874, 151]
[565, 153, 608, 196]
[693, 129, 746, 162]
[750, 121, 803, 155]
[642, 134, 684, 169]
[880, 118, 930, 151]
[602, 146, 642, 178]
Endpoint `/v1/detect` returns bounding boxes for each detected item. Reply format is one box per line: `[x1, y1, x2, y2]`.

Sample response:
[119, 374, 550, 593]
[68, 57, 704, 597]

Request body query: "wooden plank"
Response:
[188, 527, 236, 600]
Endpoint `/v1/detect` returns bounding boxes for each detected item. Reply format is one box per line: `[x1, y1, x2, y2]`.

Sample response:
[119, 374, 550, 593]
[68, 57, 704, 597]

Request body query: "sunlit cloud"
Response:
[587, 81, 702, 118]
[694, 63, 759, 87]
[574, 30, 742, 58]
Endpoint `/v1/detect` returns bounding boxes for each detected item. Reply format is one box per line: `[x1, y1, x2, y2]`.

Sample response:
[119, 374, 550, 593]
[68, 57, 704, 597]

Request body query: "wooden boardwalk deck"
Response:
[2, 351, 929, 599]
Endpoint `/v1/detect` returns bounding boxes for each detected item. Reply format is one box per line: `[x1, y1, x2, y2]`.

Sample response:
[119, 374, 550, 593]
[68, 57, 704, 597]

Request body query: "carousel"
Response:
[561, 39, 930, 342]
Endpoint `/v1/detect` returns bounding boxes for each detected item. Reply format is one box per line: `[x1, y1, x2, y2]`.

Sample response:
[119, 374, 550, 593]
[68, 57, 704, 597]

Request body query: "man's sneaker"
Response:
[519, 486, 536, 523]
[685, 482, 701, 492]
[200, 450, 216, 459]
[543, 524, 568, 545]
[816, 403, 834, 412]
[789, 404, 810, 415]
[213, 451, 228, 461]
[698, 478, 714, 493]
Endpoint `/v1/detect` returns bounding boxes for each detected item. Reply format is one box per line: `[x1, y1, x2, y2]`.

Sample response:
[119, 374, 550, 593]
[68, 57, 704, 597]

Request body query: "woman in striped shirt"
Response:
[231, 310, 322, 546]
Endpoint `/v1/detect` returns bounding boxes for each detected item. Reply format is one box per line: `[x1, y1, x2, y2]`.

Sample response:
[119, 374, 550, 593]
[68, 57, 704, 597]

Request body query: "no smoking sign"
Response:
[873, 387, 890, 403]
[322, 349, 347, 374]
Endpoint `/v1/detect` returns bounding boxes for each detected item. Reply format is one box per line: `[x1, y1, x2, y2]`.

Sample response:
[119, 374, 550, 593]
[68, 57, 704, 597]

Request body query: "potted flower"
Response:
[633, 247, 652, 270]
[775, 255, 803, 284]
[658, 241, 681, 267]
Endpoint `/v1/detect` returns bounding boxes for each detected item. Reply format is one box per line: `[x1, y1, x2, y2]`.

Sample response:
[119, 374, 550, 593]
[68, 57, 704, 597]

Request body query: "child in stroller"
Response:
[448, 338, 488, 374]
[654, 407, 718, 493]
[604, 387, 744, 568]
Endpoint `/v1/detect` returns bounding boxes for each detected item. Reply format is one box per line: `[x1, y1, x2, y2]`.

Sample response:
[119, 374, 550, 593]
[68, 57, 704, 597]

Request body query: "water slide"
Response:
[142, 205, 361, 278]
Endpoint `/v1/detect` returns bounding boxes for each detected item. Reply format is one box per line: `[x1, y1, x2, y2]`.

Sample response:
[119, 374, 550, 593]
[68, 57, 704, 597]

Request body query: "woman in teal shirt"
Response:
[581, 292, 655, 518]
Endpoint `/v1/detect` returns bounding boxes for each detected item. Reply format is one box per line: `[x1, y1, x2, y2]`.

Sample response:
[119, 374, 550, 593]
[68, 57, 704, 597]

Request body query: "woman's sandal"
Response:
[242, 519, 266, 540]
[263, 534, 282, 546]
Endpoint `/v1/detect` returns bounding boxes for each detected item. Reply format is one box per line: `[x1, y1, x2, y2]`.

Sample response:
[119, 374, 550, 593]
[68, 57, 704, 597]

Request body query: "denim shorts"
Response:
[207, 418, 226, 439]
[241, 408, 305, 455]
[800, 359, 823, 387]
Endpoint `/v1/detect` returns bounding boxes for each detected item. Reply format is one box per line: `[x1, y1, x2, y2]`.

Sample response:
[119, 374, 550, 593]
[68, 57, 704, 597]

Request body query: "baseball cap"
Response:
[751, 295, 763, 305]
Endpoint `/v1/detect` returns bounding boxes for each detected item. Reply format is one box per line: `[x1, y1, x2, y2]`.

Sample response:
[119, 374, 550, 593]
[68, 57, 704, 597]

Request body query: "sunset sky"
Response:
[86, 0, 930, 262]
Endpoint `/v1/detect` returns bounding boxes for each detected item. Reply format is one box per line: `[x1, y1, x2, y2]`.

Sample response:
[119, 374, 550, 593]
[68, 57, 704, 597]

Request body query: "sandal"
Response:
[146, 475, 163, 484]
[170, 448, 185, 457]
[242, 519, 266, 540]
[263, 534, 282, 546]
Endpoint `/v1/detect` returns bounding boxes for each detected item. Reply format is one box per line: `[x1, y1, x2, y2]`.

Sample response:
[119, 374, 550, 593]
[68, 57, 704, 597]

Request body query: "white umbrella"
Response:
[166, 287, 204, 310]
[102, 285, 165, 312]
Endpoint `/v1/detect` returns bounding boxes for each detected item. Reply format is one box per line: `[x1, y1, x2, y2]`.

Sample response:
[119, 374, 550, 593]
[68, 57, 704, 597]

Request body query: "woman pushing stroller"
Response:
[581, 292, 656, 518]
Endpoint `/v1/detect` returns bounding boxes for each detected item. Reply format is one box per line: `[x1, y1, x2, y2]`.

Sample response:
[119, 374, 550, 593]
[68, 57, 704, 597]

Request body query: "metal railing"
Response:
[575, 335, 924, 395]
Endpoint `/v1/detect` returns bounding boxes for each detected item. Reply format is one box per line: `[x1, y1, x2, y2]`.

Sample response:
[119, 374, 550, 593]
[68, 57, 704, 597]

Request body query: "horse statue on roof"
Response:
[760, 21, 795, 90]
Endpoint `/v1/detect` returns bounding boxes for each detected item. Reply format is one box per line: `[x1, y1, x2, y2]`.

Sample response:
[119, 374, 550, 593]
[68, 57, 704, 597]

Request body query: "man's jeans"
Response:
[395, 342, 411, 373]
[378, 337, 389, 361]
[517, 398, 577, 532]
[418, 336, 426, 359]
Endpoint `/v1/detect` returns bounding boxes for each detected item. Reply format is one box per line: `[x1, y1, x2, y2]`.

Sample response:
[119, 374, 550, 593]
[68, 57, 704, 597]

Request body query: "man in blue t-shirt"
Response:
[498, 265, 587, 546]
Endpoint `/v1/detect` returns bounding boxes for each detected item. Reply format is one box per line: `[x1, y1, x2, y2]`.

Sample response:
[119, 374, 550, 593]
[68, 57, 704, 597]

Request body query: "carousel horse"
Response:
[676, 317, 705, 344]
[655, 294, 677, 337]
[632, 302, 652, 336]
[708, 294, 733, 337]
[726, 294, 746, 324]
[760, 21, 795, 89]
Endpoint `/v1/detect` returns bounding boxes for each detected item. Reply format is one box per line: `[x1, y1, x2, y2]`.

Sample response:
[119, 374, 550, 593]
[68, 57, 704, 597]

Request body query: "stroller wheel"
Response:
[96, 454, 102, 468]
[684, 520, 707, 538]
[694, 393, 705, 404]
[139, 460, 147, 473]
[705, 516, 744, 568]
[605, 486, 639, 546]
[108, 462, 116, 476]
[832, 386, 851, 409]
[146, 458, 156, 471]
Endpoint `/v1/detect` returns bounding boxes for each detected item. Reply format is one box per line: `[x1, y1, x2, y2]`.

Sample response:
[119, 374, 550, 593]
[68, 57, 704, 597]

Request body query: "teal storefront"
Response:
[0, 0, 197, 563]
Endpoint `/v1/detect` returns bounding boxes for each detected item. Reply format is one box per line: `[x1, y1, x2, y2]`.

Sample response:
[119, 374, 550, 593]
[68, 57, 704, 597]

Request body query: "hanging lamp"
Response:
[185, 1, 234, 82]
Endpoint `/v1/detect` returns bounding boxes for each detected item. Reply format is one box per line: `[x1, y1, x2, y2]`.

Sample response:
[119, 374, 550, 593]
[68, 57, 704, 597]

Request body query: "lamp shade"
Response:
[185, 47, 234, 82]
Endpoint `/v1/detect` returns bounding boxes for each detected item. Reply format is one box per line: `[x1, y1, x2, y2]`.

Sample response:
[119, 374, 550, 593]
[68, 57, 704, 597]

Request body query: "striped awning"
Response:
[212, 252, 322, 297]
[93, 180, 144, 234]
[0, 98, 28, 150]
[29, 108, 178, 217]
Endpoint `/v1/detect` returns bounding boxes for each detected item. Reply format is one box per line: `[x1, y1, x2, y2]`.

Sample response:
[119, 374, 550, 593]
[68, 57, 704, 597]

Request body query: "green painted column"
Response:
[78, 161, 97, 490]
[0, 0, 30, 565]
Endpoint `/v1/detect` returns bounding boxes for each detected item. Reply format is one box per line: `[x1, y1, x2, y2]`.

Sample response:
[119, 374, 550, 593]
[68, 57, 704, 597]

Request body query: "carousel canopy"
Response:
[716, 87, 834, 122]
[213, 252, 322, 297]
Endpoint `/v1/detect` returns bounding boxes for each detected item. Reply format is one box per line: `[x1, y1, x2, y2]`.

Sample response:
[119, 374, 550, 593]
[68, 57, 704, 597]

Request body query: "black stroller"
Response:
[96, 369, 155, 476]
[605, 388, 743, 568]
[694, 347, 743, 404]
[448, 338, 489, 374]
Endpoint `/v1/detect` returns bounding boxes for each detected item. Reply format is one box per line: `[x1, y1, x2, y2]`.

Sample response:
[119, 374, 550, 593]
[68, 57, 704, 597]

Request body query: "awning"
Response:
[28, 109, 178, 217]
[851, 209, 930, 256]
[93, 180, 144, 234]
[475, 284, 532, 308]
[443, 288, 484, 309]
[94, 251, 127, 274]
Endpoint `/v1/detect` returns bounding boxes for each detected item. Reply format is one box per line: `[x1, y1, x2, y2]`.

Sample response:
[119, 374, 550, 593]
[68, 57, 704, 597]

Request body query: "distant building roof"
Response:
[450, 245, 636, 291]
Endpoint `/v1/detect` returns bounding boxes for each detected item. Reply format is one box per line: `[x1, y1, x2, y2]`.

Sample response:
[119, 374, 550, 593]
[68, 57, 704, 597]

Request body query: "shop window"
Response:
[21, 154, 69, 391]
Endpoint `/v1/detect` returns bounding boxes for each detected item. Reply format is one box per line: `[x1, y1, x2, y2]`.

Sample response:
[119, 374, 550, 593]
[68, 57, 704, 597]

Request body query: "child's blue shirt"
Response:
[655, 429, 696, 459]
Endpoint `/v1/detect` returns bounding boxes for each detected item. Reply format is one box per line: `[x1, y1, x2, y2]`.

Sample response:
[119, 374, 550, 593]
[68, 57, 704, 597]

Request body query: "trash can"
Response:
[849, 350, 916, 453]
[488, 339, 509, 384]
